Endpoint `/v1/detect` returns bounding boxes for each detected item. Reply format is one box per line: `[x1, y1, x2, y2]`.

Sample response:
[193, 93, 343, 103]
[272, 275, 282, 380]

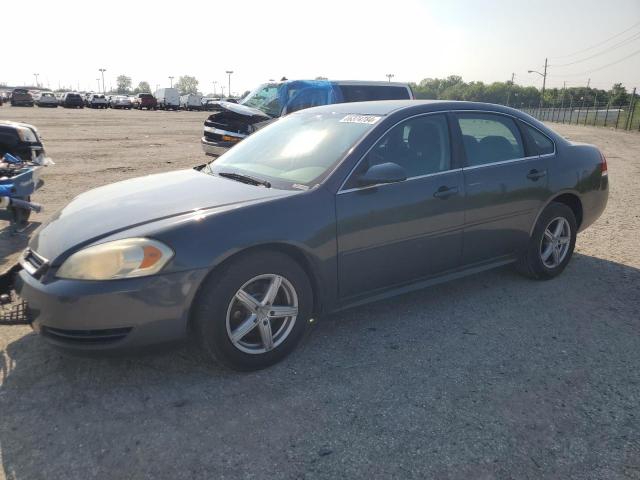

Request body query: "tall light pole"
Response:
[386, 73, 394, 83]
[99, 68, 106, 94]
[212, 81, 218, 96]
[169, 76, 174, 88]
[225, 70, 233, 97]
[528, 57, 548, 109]
[33, 73, 39, 87]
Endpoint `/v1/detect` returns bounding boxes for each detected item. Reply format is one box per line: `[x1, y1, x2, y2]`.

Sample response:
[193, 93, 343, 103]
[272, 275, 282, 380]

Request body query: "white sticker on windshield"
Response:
[339, 115, 381, 125]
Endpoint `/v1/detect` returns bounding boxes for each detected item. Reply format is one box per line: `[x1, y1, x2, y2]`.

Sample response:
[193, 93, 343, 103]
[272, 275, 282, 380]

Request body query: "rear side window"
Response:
[524, 124, 555, 155]
[456, 113, 525, 167]
[339, 85, 410, 102]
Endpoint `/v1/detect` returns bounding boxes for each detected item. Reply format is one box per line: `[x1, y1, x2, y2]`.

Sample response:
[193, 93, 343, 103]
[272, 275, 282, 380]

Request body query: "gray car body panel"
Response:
[16, 100, 608, 350]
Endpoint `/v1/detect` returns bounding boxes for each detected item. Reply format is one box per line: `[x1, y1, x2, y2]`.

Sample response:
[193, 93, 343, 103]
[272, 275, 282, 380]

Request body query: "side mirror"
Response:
[357, 162, 407, 187]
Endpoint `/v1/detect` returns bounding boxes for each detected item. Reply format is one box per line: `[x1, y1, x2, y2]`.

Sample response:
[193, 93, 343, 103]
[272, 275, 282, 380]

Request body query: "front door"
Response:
[336, 113, 464, 300]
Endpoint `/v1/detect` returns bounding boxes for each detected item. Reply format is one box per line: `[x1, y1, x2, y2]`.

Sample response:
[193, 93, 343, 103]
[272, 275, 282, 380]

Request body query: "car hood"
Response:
[204, 101, 272, 134]
[30, 169, 294, 262]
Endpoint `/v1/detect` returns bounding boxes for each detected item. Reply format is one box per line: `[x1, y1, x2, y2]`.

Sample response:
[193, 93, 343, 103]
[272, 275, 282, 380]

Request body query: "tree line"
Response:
[410, 76, 635, 107]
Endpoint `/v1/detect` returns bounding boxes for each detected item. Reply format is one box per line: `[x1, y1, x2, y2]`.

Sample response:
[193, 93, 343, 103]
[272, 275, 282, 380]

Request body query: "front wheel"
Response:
[516, 202, 577, 280]
[192, 251, 313, 371]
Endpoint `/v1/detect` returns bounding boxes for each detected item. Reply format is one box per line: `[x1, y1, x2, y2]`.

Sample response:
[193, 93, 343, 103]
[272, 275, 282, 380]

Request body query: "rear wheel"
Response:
[516, 202, 577, 280]
[192, 251, 313, 370]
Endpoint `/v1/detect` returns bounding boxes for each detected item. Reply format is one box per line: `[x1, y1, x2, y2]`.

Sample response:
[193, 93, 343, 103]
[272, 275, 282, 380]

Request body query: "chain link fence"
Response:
[516, 89, 640, 131]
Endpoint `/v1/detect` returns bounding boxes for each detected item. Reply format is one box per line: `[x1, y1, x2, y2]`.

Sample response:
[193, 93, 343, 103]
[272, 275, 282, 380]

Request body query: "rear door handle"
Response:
[526, 169, 547, 181]
[433, 185, 459, 199]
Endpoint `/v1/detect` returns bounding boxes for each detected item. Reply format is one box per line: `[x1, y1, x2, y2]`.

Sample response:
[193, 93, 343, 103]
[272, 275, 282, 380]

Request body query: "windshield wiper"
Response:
[218, 171, 271, 188]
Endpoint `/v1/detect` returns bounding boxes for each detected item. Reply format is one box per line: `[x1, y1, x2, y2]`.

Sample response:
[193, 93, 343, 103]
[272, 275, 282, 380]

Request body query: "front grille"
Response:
[204, 119, 250, 135]
[20, 249, 48, 278]
[41, 326, 132, 345]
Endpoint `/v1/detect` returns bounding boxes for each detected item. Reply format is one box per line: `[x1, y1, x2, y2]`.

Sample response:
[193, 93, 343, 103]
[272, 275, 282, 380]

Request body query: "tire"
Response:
[192, 250, 313, 371]
[9, 196, 31, 228]
[516, 202, 577, 280]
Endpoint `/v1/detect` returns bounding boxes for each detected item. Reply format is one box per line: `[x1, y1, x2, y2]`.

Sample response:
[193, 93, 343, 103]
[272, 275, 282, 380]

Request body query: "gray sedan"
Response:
[14, 100, 609, 370]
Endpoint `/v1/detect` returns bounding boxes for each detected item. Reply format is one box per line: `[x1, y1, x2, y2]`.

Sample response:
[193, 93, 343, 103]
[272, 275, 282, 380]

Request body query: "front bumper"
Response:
[15, 267, 209, 351]
[200, 137, 236, 157]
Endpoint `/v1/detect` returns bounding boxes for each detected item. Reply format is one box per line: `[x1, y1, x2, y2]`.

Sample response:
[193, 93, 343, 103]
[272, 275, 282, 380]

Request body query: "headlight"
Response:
[16, 126, 38, 143]
[56, 238, 174, 280]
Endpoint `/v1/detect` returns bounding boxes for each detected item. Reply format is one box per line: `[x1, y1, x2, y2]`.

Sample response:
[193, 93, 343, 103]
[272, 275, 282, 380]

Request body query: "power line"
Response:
[551, 31, 640, 67]
[555, 47, 640, 77]
[550, 20, 640, 60]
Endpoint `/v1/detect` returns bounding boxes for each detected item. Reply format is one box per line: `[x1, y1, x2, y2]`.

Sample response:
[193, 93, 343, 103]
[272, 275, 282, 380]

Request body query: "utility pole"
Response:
[226, 71, 233, 97]
[212, 81, 218, 96]
[96, 78, 101, 92]
[386, 73, 395, 83]
[587, 78, 591, 88]
[99, 68, 106, 94]
[528, 58, 547, 117]
[33, 73, 39, 88]
[506, 72, 515, 106]
[169, 76, 174, 88]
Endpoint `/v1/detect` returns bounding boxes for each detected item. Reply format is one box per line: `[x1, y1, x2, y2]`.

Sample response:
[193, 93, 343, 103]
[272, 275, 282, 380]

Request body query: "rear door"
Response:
[454, 112, 550, 265]
[336, 113, 464, 300]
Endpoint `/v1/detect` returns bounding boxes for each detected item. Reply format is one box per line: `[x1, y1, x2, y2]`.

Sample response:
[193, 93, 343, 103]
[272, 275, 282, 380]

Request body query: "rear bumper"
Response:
[14, 267, 209, 352]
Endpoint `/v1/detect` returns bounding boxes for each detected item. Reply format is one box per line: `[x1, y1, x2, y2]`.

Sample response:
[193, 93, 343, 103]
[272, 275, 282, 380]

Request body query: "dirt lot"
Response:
[0, 106, 639, 479]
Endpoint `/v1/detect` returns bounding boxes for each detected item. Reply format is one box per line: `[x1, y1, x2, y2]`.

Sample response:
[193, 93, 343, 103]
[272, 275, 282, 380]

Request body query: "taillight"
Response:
[600, 151, 608, 177]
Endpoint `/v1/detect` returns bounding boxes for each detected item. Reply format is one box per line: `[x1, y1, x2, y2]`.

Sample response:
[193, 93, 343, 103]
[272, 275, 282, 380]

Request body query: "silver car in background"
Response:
[34, 92, 59, 108]
[110, 96, 132, 110]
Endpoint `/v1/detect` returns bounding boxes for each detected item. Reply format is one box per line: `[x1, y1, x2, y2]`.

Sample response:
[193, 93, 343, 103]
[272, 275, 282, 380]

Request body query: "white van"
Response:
[180, 93, 203, 111]
[154, 88, 180, 110]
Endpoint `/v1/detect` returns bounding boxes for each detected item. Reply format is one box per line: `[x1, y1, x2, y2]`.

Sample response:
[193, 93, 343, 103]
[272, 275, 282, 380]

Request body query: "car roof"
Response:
[297, 99, 532, 117]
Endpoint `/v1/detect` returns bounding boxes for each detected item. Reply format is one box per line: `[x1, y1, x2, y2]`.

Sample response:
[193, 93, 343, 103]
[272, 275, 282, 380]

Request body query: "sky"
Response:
[3, 0, 639, 95]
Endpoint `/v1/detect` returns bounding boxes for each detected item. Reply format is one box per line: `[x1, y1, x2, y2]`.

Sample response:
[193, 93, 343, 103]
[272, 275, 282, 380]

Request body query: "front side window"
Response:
[345, 114, 451, 188]
[208, 112, 378, 187]
[457, 113, 525, 167]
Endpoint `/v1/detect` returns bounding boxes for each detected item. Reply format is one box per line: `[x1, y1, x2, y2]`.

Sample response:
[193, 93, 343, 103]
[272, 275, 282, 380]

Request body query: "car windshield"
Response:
[240, 83, 282, 117]
[207, 111, 381, 188]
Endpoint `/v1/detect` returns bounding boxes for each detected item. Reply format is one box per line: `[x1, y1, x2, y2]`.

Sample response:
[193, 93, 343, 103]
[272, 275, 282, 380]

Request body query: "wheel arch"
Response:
[187, 242, 324, 331]
[530, 191, 584, 235]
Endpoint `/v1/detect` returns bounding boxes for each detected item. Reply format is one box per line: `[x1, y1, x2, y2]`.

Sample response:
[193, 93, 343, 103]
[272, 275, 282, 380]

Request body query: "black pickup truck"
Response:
[201, 79, 414, 157]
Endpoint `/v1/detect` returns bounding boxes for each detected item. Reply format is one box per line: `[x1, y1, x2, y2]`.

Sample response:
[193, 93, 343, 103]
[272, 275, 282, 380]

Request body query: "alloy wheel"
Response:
[539, 216, 571, 268]
[226, 274, 298, 354]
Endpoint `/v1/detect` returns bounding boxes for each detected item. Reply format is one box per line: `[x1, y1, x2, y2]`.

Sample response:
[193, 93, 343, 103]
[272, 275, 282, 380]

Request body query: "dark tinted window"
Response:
[456, 113, 524, 167]
[346, 114, 450, 188]
[524, 124, 554, 155]
[339, 85, 410, 102]
[286, 88, 330, 113]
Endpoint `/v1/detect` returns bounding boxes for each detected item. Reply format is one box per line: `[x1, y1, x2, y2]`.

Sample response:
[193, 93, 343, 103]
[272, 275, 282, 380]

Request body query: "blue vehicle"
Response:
[0, 122, 51, 229]
[201, 79, 414, 156]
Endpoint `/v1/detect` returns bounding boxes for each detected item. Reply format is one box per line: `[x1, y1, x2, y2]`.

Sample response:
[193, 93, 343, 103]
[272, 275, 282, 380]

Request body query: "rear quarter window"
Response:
[339, 85, 410, 102]
[524, 124, 555, 155]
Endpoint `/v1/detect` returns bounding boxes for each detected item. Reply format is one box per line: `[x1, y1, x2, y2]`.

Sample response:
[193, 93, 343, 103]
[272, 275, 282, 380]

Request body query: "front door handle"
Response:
[433, 185, 459, 199]
[526, 169, 547, 181]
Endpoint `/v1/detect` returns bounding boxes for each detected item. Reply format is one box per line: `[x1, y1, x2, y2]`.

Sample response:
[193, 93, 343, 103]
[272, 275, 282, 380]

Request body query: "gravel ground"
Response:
[0, 106, 639, 480]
